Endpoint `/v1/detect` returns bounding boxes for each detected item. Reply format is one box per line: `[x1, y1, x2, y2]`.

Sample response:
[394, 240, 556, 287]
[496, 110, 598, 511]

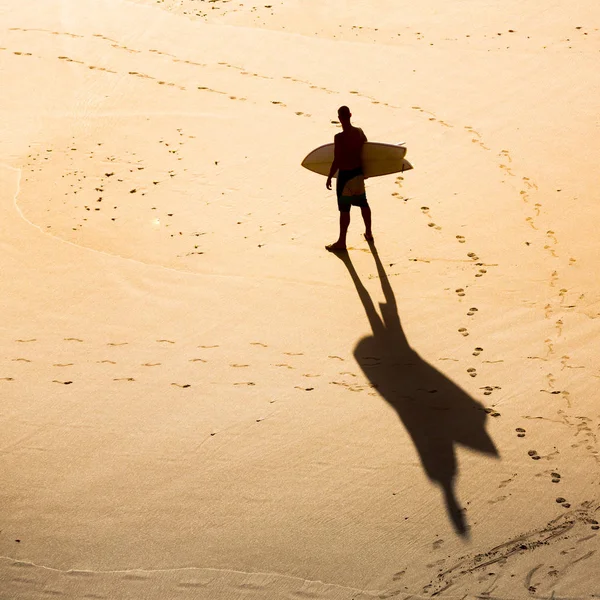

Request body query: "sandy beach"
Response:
[1, 1, 600, 597]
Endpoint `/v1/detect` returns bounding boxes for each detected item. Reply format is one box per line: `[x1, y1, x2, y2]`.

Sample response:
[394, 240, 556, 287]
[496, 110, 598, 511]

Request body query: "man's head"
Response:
[338, 105, 351, 124]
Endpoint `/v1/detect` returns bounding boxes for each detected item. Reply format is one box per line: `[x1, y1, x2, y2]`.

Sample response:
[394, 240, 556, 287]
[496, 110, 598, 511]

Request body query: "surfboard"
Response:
[301, 141, 412, 178]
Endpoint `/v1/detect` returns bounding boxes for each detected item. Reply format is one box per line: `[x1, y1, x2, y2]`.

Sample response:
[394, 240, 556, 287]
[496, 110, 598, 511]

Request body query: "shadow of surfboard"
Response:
[332, 243, 499, 536]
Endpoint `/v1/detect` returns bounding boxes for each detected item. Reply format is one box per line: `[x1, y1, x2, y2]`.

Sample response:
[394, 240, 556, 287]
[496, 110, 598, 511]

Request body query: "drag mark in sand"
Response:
[0, 556, 380, 599]
[422, 501, 600, 596]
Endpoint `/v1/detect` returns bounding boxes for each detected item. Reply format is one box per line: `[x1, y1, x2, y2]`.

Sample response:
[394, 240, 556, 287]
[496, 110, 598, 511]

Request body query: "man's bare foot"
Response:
[325, 242, 347, 252]
[364, 233, 374, 241]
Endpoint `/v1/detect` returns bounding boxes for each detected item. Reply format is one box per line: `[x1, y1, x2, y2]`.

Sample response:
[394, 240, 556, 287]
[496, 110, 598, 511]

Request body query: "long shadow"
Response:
[333, 242, 499, 535]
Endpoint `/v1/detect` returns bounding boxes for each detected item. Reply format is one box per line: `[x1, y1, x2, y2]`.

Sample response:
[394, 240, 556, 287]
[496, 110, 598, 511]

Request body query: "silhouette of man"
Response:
[326, 106, 372, 251]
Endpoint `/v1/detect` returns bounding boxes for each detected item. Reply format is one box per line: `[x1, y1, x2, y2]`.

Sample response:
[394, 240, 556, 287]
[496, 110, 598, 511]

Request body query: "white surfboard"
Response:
[301, 141, 412, 178]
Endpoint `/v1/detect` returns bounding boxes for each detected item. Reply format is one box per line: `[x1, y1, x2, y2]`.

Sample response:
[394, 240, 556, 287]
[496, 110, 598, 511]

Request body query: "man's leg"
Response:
[361, 204, 373, 240]
[339, 210, 350, 245]
[326, 209, 350, 251]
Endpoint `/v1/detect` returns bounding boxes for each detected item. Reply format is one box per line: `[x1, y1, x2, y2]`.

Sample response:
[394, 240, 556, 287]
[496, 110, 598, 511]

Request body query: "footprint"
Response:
[467, 367, 477, 378]
[551, 472, 561, 483]
[526, 217, 538, 230]
[455, 288, 466, 297]
[458, 327, 469, 337]
[516, 427, 526, 438]
[480, 385, 501, 396]
[456, 235, 466, 243]
[488, 495, 509, 504]
[498, 474, 516, 488]
[467, 307, 478, 316]
[528, 449, 541, 460]
[484, 408, 501, 417]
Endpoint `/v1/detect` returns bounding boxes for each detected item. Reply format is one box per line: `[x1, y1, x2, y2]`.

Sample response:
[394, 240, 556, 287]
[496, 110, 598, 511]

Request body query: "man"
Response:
[325, 106, 373, 252]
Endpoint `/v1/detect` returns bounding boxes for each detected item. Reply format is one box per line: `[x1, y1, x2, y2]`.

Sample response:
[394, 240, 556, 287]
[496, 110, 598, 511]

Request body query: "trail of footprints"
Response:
[4, 25, 425, 121]
[2, 338, 369, 397]
[3, 27, 343, 118]
[405, 108, 579, 442]
[409, 103, 561, 274]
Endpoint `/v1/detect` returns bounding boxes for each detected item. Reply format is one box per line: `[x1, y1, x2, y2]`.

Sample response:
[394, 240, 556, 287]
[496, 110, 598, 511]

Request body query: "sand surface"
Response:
[1, 1, 600, 598]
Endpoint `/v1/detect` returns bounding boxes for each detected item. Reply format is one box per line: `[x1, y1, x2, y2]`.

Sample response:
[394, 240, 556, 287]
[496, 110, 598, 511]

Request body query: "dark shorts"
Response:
[336, 167, 369, 212]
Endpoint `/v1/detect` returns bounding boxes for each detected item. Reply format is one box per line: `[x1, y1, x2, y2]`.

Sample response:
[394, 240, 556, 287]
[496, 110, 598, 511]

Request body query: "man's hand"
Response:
[326, 176, 332, 190]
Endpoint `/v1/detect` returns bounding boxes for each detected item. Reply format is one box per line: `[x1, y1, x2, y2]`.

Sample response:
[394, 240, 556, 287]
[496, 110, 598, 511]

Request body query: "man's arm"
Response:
[359, 128, 368, 178]
[326, 135, 340, 190]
